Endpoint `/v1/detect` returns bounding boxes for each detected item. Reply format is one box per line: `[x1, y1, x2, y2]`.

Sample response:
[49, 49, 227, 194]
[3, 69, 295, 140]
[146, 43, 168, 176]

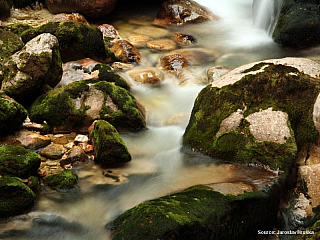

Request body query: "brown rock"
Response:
[45, 0, 118, 19]
[60, 146, 87, 166]
[39, 143, 66, 160]
[51, 13, 89, 24]
[111, 62, 134, 70]
[154, 0, 218, 26]
[172, 32, 196, 45]
[166, 48, 217, 65]
[133, 26, 169, 38]
[110, 40, 141, 63]
[13, 130, 51, 150]
[128, 33, 153, 48]
[146, 39, 177, 51]
[126, 67, 163, 85]
[98, 24, 122, 41]
[160, 54, 189, 75]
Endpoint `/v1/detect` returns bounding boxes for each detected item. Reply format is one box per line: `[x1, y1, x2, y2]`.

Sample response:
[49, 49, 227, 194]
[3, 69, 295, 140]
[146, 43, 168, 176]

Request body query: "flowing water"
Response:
[1, 0, 320, 239]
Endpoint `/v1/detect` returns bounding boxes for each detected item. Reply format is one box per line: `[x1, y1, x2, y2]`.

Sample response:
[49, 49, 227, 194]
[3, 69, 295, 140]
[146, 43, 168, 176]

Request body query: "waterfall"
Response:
[252, 0, 282, 35]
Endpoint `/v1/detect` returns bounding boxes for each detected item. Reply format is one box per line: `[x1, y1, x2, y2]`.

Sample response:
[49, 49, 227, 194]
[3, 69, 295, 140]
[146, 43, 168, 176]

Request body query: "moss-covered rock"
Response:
[2, 23, 33, 36]
[0, 28, 24, 60]
[90, 120, 131, 165]
[0, 92, 27, 136]
[44, 170, 78, 191]
[1, 33, 62, 105]
[273, 0, 320, 48]
[0, 145, 41, 178]
[183, 62, 320, 171]
[29, 80, 146, 132]
[20, 21, 116, 62]
[0, 176, 36, 218]
[108, 185, 280, 240]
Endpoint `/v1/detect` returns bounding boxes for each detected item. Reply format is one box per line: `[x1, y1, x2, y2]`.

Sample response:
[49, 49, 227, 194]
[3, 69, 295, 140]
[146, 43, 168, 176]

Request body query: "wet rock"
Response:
[146, 39, 177, 51]
[172, 32, 196, 45]
[126, 67, 163, 85]
[90, 120, 131, 165]
[0, 176, 36, 217]
[50, 13, 89, 24]
[98, 24, 122, 42]
[133, 26, 169, 39]
[29, 80, 146, 132]
[1, 33, 62, 104]
[14, 129, 51, 150]
[154, 0, 218, 26]
[128, 33, 152, 48]
[39, 143, 66, 160]
[60, 146, 87, 167]
[177, 67, 208, 85]
[45, 0, 118, 19]
[165, 48, 217, 65]
[207, 66, 230, 83]
[160, 54, 189, 75]
[0, 28, 24, 61]
[44, 170, 78, 191]
[0, 145, 41, 178]
[183, 58, 320, 171]
[21, 21, 115, 63]
[111, 62, 134, 70]
[110, 40, 141, 63]
[0, 92, 27, 136]
[40, 160, 64, 176]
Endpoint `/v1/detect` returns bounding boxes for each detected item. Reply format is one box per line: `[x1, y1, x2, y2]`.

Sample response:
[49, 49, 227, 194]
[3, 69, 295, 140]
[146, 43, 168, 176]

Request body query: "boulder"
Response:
[1, 33, 62, 104]
[44, 170, 78, 191]
[0, 145, 41, 178]
[45, 0, 118, 19]
[108, 185, 279, 240]
[273, 0, 320, 48]
[153, 0, 218, 26]
[90, 120, 131, 165]
[0, 176, 36, 217]
[0, 92, 27, 136]
[20, 21, 115, 63]
[183, 58, 320, 171]
[29, 80, 146, 132]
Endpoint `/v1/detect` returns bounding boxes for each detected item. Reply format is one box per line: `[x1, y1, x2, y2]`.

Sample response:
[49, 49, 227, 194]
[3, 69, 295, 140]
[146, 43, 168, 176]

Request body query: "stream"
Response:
[1, 0, 320, 239]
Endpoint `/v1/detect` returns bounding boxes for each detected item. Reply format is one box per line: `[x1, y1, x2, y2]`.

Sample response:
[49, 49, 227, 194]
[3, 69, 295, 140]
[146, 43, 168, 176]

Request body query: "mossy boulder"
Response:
[0, 145, 41, 178]
[273, 0, 320, 48]
[183, 58, 320, 172]
[0, 176, 36, 218]
[1, 33, 62, 105]
[0, 92, 27, 136]
[20, 21, 116, 62]
[3, 23, 33, 36]
[29, 80, 146, 132]
[0, 28, 24, 61]
[108, 185, 280, 240]
[90, 120, 131, 165]
[44, 170, 78, 191]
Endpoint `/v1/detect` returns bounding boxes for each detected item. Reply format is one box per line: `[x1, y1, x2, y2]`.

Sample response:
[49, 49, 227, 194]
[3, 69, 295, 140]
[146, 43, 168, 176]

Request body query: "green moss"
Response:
[20, 21, 116, 62]
[0, 28, 24, 59]
[44, 170, 78, 191]
[183, 63, 318, 171]
[0, 93, 27, 135]
[0, 145, 41, 178]
[3, 23, 33, 36]
[28, 176, 40, 193]
[90, 120, 131, 165]
[0, 176, 36, 218]
[108, 185, 280, 240]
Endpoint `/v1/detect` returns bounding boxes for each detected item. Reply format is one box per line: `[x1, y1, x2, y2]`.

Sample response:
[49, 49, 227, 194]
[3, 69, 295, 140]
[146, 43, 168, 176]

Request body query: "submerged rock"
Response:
[183, 58, 320, 171]
[0, 145, 41, 178]
[1, 33, 62, 104]
[126, 67, 163, 85]
[90, 120, 131, 165]
[29, 80, 146, 132]
[0, 92, 27, 136]
[0, 176, 36, 218]
[20, 21, 115, 63]
[146, 39, 177, 51]
[108, 185, 279, 240]
[153, 0, 218, 26]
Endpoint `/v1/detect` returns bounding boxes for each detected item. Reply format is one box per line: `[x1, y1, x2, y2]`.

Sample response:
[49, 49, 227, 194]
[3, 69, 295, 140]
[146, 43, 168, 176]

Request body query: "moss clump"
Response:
[273, 0, 320, 48]
[0, 92, 27, 136]
[0, 176, 36, 218]
[44, 170, 78, 191]
[3, 23, 33, 36]
[183, 63, 319, 171]
[108, 185, 280, 240]
[93, 64, 130, 90]
[95, 81, 146, 131]
[20, 21, 116, 63]
[0, 28, 24, 60]
[0, 145, 41, 178]
[90, 120, 131, 165]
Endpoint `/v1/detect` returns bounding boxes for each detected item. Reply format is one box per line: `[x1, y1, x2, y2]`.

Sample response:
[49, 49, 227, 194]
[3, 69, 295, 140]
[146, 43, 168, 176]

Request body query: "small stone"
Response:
[51, 13, 89, 24]
[39, 143, 66, 160]
[147, 39, 177, 52]
[172, 32, 196, 45]
[111, 62, 134, 70]
[98, 24, 122, 41]
[74, 134, 89, 144]
[110, 40, 141, 63]
[60, 146, 87, 167]
[128, 33, 153, 48]
[14, 130, 51, 150]
[84, 144, 94, 153]
[160, 54, 189, 75]
[64, 142, 74, 150]
[126, 67, 163, 85]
